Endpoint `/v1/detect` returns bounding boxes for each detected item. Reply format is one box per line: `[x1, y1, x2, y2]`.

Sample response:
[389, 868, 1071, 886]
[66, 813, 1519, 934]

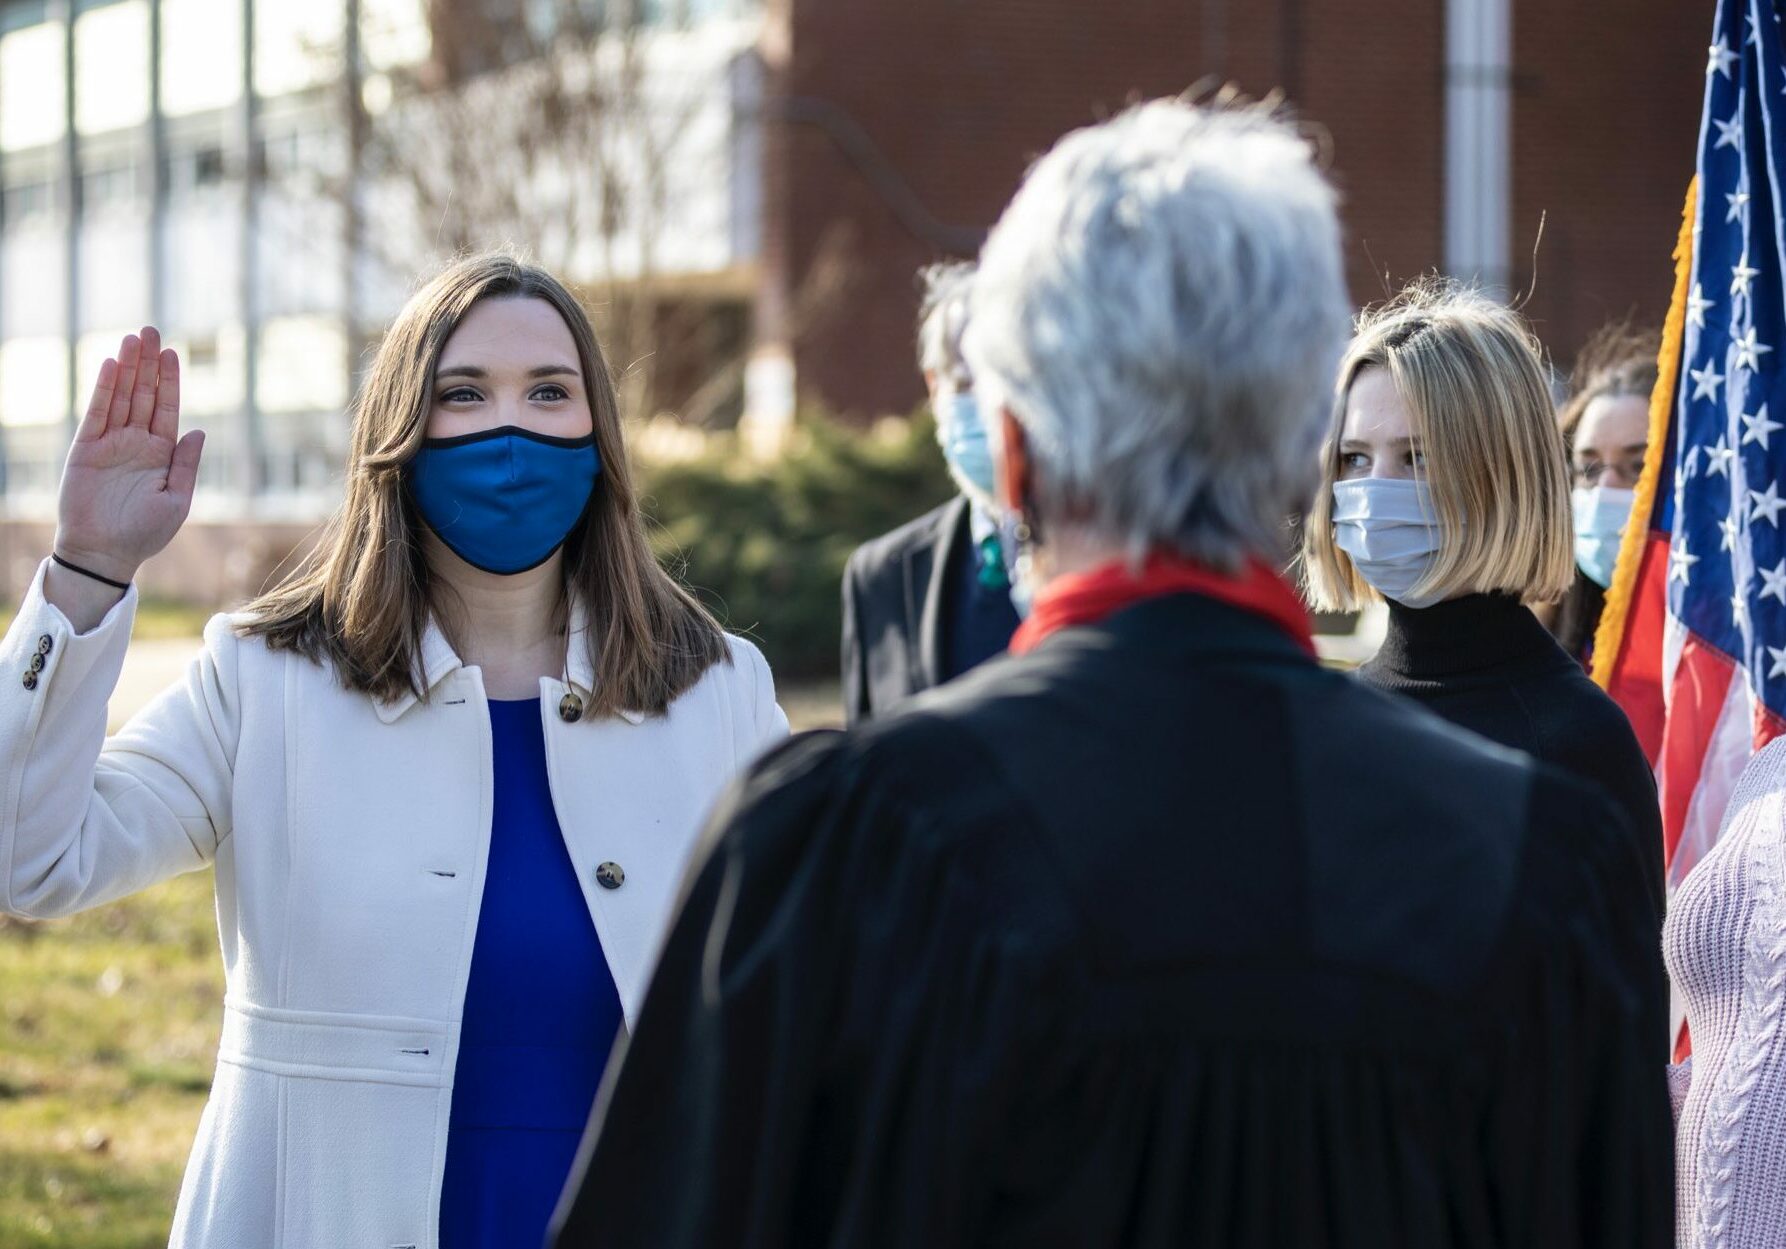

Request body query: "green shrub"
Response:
[642, 411, 955, 680]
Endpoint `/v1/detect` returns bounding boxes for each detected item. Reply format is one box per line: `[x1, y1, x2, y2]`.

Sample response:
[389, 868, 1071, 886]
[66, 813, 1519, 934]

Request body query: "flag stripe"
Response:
[1660, 638, 1741, 875]
[1606, 533, 1674, 763]
[1671, 655, 1755, 890]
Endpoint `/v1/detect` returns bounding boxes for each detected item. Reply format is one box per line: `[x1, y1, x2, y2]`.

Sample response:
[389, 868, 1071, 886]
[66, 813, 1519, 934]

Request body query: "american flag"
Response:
[1598, 0, 1786, 890]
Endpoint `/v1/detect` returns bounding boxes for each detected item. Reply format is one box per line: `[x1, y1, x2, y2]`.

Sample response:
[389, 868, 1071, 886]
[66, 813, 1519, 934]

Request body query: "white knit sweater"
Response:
[1664, 735, 1786, 1248]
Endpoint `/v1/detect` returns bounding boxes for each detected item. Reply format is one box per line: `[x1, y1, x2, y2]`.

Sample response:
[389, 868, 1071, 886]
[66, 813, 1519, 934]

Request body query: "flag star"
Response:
[1682, 444, 1702, 479]
[1770, 644, 1786, 679]
[1729, 188, 1753, 222]
[1744, 403, 1784, 447]
[1670, 537, 1701, 584]
[1762, 559, 1786, 604]
[1709, 434, 1737, 476]
[1693, 361, 1728, 402]
[1722, 512, 1742, 551]
[1736, 326, 1775, 372]
[1711, 37, 1741, 76]
[1734, 590, 1751, 630]
[1716, 112, 1746, 150]
[1752, 480, 1786, 526]
[1690, 283, 1715, 329]
[1733, 257, 1762, 298]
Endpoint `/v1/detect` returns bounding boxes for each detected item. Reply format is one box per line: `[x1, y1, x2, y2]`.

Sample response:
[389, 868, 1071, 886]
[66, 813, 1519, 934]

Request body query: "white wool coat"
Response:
[0, 560, 788, 1248]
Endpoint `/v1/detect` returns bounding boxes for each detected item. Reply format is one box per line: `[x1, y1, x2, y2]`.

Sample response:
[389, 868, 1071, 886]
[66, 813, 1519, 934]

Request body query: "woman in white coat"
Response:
[0, 252, 787, 1248]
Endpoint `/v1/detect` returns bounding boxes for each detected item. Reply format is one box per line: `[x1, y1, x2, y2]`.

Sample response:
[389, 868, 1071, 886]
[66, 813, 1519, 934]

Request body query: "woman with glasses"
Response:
[1546, 324, 1658, 665]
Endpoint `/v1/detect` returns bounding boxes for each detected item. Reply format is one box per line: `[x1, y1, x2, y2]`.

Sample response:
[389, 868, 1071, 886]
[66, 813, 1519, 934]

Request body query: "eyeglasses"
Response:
[1573, 457, 1645, 488]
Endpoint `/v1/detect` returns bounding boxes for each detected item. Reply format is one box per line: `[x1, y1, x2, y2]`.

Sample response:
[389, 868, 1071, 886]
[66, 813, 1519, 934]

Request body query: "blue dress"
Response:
[440, 698, 624, 1249]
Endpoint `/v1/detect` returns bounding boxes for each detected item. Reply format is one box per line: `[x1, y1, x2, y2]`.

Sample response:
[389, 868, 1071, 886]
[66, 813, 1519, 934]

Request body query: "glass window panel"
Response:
[171, 317, 244, 415]
[2, 175, 57, 222]
[80, 216, 150, 328]
[75, 0, 149, 134]
[257, 314, 345, 414]
[1, 230, 66, 335]
[1, 20, 67, 150]
[363, 0, 428, 72]
[256, 0, 343, 97]
[160, 0, 240, 118]
[0, 336, 69, 426]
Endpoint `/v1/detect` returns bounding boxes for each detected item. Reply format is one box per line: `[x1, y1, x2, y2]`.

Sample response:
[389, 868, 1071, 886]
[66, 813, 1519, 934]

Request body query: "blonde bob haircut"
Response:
[239, 252, 728, 716]
[1301, 281, 1575, 612]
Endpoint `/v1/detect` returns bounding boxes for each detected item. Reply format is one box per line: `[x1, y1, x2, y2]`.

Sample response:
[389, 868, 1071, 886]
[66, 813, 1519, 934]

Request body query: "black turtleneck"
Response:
[1359, 593, 1665, 920]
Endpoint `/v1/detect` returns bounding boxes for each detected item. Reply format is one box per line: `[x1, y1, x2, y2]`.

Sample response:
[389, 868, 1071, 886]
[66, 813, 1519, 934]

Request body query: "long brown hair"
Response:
[239, 252, 728, 716]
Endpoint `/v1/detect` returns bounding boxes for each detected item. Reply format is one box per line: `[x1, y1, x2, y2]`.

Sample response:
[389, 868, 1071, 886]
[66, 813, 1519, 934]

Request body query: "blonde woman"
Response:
[0, 254, 786, 1248]
[1303, 283, 1665, 920]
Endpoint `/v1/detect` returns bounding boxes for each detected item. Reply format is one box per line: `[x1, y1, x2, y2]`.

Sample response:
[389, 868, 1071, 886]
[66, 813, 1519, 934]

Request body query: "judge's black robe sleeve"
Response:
[550, 727, 1053, 1249]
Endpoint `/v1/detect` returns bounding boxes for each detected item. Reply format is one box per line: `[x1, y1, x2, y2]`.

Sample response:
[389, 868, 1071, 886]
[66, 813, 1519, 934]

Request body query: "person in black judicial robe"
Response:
[841, 496, 1020, 725]
[553, 590, 1670, 1249]
[553, 97, 1669, 1249]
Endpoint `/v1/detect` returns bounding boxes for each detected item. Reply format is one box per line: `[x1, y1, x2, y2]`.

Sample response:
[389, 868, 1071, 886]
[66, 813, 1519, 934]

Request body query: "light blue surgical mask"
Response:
[1572, 485, 1634, 588]
[408, 425, 601, 575]
[938, 390, 997, 499]
[1331, 477, 1447, 608]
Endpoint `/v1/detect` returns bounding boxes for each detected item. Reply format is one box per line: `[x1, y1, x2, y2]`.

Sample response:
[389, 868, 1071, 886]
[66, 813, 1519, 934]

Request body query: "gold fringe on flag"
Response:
[1592, 176, 1698, 689]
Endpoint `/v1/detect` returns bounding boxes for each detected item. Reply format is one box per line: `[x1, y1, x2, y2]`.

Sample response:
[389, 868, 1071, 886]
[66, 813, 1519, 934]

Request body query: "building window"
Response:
[185, 334, 219, 368]
[1, 177, 55, 224]
[167, 141, 230, 196]
[0, 3, 49, 36]
[80, 159, 139, 211]
[194, 146, 226, 186]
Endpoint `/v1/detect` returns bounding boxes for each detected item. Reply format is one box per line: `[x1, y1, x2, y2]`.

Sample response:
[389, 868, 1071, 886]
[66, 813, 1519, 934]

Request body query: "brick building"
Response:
[0, 0, 1713, 601]
[750, 0, 1709, 424]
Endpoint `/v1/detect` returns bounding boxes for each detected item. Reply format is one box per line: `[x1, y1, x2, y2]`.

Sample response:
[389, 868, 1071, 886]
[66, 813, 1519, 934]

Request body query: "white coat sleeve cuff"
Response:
[8, 557, 138, 706]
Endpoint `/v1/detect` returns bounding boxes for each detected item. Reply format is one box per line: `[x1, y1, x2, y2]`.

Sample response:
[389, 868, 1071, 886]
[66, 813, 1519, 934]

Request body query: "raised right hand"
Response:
[54, 326, 205, 586]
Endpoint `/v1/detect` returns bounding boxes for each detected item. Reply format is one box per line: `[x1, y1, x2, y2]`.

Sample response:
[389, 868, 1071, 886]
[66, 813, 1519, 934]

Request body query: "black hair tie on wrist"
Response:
[51, 553, 131, 592]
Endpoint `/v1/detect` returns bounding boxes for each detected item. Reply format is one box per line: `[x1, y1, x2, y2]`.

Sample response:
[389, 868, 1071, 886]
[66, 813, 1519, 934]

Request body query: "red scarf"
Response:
[1009, 553, 1316, 657]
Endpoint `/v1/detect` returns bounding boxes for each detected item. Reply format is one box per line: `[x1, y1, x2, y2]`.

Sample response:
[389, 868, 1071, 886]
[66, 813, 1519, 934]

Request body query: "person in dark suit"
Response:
[840, 263, 1022, 725]
[553, 99, 1671, 1249]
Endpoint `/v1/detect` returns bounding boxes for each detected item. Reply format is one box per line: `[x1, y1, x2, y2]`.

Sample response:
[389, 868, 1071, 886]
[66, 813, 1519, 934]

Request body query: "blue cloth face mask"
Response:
[1330, 477, 1448, 608]
[1572, 485, 1634, 589]
[409, 425, 601, 575]
[938, 390, 998, 499]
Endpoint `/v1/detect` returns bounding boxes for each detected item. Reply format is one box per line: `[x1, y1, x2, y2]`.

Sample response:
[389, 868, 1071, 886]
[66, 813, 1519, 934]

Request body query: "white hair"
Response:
[916, 261, 975, 381]
[961, 99, 1351, 568]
